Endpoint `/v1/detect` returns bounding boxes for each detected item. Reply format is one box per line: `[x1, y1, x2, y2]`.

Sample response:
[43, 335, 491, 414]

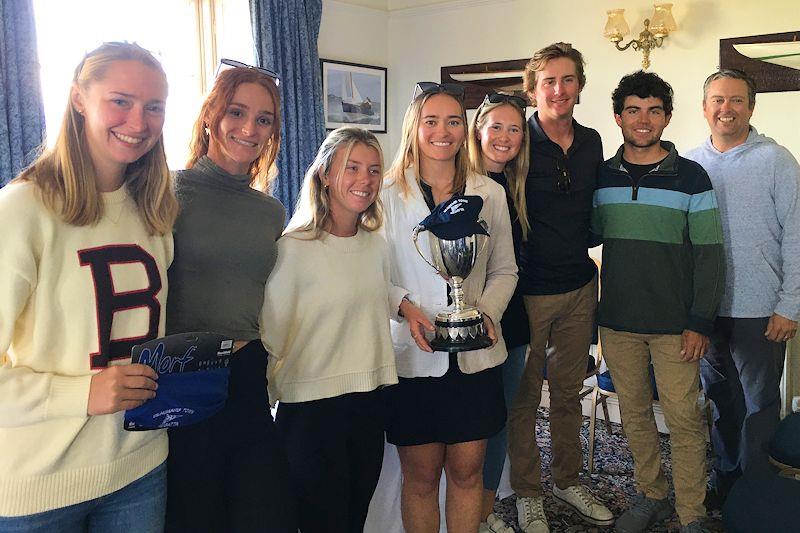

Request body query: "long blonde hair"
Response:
[385, 91, 470, 197]
[186, 67, 281, 192]
[468, 99, 531, 240]
[16, 42, 177, 235]
[285, 127, 384, 239]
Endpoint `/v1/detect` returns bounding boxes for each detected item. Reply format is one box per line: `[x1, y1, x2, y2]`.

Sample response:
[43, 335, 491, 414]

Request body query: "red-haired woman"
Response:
[164, 62, 295, 532]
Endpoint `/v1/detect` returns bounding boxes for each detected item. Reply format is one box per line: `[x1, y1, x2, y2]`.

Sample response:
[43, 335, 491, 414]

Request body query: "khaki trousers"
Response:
[508, 276, 597, 497]
[599, 327, 707, 524]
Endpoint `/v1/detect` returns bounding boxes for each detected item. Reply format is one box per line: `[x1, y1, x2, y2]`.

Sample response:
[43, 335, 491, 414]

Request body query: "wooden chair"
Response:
[587, 343, 615, 473]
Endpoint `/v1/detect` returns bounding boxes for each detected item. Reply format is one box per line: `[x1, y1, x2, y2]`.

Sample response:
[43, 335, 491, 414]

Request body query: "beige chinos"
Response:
[508, 275, 597, 496]
[599, 327, 707, 525]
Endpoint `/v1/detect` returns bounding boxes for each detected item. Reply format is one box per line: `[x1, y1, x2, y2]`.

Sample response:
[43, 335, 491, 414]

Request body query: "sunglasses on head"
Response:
[481, 92, 528, 110]
[216, 58, 280, 86]
[412, 82, 465, 101]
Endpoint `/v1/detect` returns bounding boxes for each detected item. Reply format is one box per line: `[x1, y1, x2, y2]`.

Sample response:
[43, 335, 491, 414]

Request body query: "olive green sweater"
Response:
[167, 157, 285, 339]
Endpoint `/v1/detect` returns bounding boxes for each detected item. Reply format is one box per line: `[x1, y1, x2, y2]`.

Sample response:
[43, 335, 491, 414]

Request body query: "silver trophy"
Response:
[412, 221, 492, 352]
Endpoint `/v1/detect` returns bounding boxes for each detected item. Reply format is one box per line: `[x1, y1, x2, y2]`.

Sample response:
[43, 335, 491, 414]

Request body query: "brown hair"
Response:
[187, 67, 281, 192]
[523, 42, 586, 105]
[467, 98, 531, 240]
[16, 42, 177, 235]
[386, 91, 470, 198]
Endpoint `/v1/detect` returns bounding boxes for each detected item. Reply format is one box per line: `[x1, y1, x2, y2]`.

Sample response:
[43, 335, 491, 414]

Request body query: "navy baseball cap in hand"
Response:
[418, 195, 489, 240]
[124, 332, 234, 431]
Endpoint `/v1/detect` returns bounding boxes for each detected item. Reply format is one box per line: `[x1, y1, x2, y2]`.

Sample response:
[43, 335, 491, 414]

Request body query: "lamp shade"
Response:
[604, 9, 630, 42]
[650, 3, 677, 37]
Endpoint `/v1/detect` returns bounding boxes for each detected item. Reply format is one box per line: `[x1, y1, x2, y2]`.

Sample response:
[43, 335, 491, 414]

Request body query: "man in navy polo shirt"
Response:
[507, 42, 612, 533]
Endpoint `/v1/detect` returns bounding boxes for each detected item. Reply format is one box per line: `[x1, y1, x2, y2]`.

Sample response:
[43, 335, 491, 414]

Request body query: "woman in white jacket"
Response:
[381, 82, 518, 532]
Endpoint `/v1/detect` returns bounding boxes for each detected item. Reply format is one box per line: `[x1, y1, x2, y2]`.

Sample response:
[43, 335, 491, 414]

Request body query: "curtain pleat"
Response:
[250, 0, 326, 217]
[0, 0, 45, 187]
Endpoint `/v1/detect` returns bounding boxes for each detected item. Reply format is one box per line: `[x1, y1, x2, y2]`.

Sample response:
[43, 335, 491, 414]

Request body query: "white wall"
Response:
[319, 1, 390, 150]
[384, 0, 800, 159]
[320, 0, 799, 157]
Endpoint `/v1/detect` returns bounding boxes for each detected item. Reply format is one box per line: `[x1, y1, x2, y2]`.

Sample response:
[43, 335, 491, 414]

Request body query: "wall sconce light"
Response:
[604, 3, 678, 70]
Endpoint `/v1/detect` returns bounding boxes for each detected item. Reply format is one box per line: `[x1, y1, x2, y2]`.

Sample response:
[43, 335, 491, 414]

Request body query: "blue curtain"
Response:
[250, 0, 326, 216]
[0, 0, 45, 187]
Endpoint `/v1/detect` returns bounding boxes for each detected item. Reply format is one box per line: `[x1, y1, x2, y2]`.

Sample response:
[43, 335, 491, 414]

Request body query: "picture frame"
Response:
[720, 31, 800, 94]
[441, 58, 531, 109]
[321, 59, 387, 133]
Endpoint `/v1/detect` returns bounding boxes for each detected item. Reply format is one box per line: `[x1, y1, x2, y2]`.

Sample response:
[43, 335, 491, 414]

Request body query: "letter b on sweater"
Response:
[78, 244, 161, 369]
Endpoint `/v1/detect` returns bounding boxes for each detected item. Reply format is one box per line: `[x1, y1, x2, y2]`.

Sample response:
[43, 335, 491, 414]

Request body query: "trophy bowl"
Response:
[412, 224, 493, 352]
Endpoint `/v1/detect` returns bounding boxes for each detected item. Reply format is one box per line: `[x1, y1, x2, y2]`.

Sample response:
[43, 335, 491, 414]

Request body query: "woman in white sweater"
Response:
[261, 127, 399, 533]
[0, 43, 177, 531]
[381, 83, 518, 532]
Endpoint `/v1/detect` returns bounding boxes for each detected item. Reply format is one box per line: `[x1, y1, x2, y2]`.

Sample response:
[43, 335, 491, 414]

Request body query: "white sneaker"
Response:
[552, 484, 614, 526]
[516, 496, 550, 533]
[479, 512, 515, 533]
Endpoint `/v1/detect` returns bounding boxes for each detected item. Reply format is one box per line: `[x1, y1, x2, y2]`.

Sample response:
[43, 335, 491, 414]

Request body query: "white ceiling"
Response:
[331, 0, 456, 11]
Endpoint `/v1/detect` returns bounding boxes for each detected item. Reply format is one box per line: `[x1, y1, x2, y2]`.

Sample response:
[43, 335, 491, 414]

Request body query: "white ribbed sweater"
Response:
[261, 230, 398, 403]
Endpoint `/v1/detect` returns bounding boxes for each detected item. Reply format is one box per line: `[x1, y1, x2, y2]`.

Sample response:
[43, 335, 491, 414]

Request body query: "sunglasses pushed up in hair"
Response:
[481, 92, 528, 110]
[216, 58, 280, 86]
[412, 82, 465, 102]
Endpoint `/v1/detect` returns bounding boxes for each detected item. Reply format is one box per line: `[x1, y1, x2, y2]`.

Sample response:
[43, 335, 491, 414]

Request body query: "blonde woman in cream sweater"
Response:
[0, 43, 177, 531]
[261, 127, 399, 533]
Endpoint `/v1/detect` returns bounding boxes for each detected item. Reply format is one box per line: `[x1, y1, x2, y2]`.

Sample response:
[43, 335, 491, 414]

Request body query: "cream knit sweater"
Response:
[261, 229, 398, 404]
[0, 182, 171, 516]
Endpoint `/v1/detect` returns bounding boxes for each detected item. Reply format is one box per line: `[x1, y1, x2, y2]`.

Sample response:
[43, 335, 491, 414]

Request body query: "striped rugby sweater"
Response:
[591, 141, 725, 336]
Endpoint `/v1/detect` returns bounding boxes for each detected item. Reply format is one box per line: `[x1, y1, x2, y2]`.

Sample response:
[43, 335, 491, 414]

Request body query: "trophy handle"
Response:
[476, 219, 489, 259]
[412, 225, 442, 275]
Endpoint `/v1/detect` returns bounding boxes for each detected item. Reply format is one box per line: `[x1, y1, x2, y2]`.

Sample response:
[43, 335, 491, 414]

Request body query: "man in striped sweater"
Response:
[592, 71, 725, 533]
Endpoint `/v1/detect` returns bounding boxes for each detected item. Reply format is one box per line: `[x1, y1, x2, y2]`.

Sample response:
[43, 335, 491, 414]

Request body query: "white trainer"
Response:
[552, 484, 615, 526]
[516, 496, 550, 533]
[479, 512, 515, 533]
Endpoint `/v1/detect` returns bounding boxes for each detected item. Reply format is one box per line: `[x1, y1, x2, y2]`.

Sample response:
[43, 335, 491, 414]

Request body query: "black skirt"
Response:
[384, 354, 506, 446]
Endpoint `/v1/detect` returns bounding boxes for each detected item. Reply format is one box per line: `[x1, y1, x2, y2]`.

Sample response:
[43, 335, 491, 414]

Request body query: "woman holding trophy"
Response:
[165, 62, 295, 532]
[467, 92, 531, 533]
[380, 82, 518, 532]
[261, 127, 398, 533]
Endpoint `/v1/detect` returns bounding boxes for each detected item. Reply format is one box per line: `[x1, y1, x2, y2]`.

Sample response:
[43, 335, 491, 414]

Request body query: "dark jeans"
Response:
[166, 341, 296, 533]
[701, 317, 786, 495]
[276, 389, 385, 533]
[482, 343, 527, 491]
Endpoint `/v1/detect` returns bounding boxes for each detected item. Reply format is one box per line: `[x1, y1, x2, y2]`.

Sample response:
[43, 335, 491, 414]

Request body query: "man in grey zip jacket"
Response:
[686, 68, 800, 506]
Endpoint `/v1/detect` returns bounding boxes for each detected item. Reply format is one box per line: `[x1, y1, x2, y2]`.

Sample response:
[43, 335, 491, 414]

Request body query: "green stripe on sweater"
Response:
[595, 203, 687, 244]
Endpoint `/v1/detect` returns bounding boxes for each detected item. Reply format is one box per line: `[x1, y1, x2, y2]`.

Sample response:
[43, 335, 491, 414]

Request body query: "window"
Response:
[33, 0, 254, 169]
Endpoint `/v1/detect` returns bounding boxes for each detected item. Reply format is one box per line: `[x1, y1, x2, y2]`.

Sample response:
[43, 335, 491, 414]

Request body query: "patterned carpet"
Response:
[493, 408, 724, 532]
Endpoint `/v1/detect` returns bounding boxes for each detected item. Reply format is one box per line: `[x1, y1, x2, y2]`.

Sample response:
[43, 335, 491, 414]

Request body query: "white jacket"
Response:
[381, 168, 518, 377]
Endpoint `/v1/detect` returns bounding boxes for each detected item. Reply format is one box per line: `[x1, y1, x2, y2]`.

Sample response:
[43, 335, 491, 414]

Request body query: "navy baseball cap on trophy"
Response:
[418, 195, 489, 240]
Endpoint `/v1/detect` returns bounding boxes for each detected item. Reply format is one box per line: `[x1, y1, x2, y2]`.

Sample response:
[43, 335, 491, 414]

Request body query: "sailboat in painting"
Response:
[340, 72, 374, 116]
[327, 70, 379, 126]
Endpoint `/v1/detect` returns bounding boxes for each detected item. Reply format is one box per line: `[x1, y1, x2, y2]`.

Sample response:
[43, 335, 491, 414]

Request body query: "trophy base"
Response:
[429, 313, 493, 353]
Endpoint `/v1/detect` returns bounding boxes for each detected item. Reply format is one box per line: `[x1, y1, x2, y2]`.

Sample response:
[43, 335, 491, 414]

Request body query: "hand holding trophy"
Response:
[412, 195, 493, 352]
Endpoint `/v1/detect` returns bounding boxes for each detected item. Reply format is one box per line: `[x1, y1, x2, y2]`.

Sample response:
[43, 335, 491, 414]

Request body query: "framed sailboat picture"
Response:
[321, 59, 387, 133]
